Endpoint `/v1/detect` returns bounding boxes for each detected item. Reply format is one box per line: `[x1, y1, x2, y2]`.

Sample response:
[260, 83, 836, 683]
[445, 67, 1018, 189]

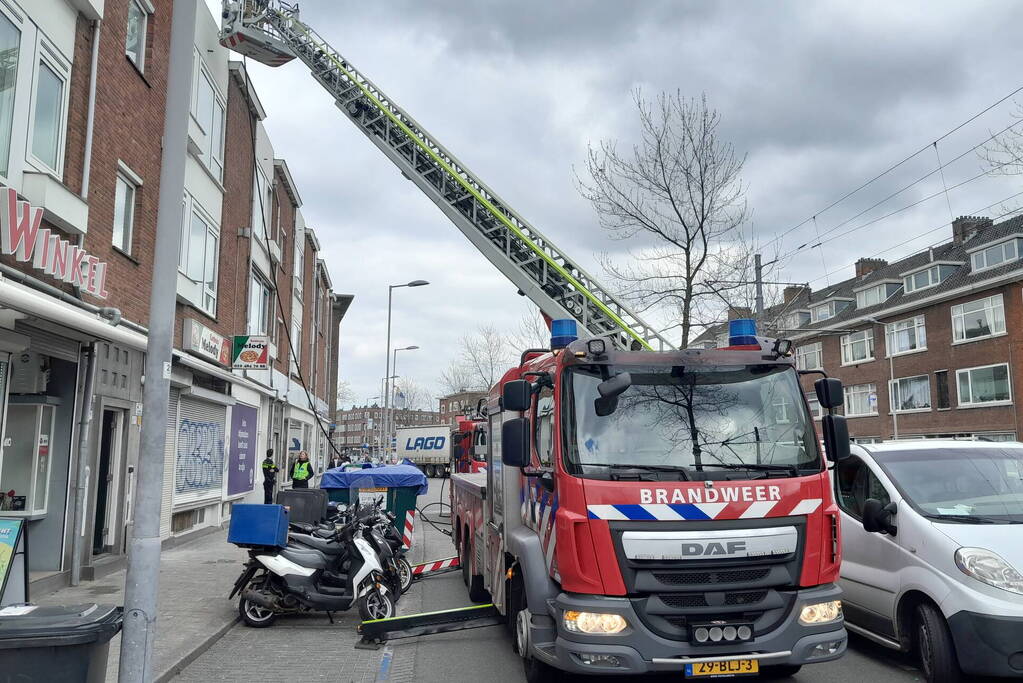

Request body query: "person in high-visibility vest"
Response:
[290, 451, 315, 489]
[261, 450, 279, 504]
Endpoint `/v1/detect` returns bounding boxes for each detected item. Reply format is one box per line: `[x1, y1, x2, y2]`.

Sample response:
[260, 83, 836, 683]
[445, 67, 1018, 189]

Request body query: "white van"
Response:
[836, 440, 1023, 682]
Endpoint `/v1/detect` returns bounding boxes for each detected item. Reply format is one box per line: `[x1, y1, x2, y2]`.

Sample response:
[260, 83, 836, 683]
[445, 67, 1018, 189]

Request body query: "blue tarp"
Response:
[319, 464, 429, 495]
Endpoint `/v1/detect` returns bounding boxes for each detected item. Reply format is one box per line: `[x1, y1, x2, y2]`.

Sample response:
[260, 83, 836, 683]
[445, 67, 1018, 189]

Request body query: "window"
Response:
[779, 311, 810, 331]
[178, 199, 220, 315]
[293, 228, 305, 293]
[952, 294, 1005, 342]
[290, 319, 301, 375]
[844, 383, 878, 417]
[855, 283, 900, 309]
[834, 456, 891, 521]
[957, 364, 1011, 407]
[795, 342, 822, 371]
[885, 315, 926, 356]
[112, 172, 138, 253]
[971, 239, 1018, 272]
[193, 65, 225, 180]
[935, 370, 950, 410]
[534, 387, 554, 466]
[840, 329, 874, 364]
[811, 300, 851, 323]
[903, 264, 957, 293]
[125, 0, 149, 70]
[31, 57, 66, 173]
[890, 375, 931, 412]
[806, 394, 822, 420]
[248, 271, 272, 335]
[0, 13, 19, 176]
[0, 404, 55, 516]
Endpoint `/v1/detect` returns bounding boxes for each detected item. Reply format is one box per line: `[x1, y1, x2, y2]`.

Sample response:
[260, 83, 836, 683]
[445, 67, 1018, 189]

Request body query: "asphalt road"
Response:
[179, 477, 929, 682]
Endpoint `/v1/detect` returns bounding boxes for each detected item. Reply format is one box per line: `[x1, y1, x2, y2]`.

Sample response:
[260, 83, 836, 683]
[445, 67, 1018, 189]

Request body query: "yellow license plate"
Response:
[685, 660, 759, 677]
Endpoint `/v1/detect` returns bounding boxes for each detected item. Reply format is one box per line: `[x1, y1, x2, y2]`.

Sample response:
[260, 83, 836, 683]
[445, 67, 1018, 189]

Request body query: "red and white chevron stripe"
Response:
[412, 556, 460, 575]
[402, 510, 416, 549]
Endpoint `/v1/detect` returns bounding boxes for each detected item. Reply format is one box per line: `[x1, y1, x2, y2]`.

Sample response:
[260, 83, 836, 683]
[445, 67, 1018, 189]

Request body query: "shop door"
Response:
[93, 409, 125, 555]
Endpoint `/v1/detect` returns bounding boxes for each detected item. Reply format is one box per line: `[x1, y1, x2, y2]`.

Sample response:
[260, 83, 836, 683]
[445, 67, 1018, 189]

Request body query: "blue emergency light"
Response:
[551, 319, 578, 349]
[728, 318, 759, 346]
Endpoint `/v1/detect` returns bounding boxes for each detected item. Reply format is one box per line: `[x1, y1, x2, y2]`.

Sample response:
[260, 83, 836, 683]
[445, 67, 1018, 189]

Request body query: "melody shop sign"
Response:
[0, 188, 110, 298]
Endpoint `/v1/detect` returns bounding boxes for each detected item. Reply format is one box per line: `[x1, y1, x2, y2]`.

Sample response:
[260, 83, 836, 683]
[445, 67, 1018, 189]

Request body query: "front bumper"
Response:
[539, 584, 847, 675]
[947, 611, 1023, 677]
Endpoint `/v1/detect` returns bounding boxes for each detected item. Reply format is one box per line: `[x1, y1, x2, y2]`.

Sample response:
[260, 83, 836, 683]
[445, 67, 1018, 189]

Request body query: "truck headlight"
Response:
[563, 610, 627, 634]
[799, 600, 842, 625]
[955, 547, 1023, 595]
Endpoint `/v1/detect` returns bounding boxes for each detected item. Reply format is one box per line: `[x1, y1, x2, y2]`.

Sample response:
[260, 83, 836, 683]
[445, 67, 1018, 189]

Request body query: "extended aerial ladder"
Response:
[220, 1, 674, 351]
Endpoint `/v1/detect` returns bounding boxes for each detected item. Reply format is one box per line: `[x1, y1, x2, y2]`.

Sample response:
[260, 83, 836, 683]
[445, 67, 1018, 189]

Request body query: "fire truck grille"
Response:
[659, 590, 768, 609]
[652, 567, 771, 586]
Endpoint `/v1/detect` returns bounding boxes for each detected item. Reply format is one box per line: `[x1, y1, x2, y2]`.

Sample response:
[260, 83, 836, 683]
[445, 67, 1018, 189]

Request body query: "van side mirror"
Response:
[822, 414, 850, 462]
[501, 417, 531, 468]
[815, 378, 844, 410]
[862, 499, 897, 536]
[502, 380, 532, 412]
[594, 372, 632, 416]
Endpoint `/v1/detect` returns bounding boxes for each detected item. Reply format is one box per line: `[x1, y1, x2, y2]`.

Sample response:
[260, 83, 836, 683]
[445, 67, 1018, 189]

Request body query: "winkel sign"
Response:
[0, 188, 110, 298]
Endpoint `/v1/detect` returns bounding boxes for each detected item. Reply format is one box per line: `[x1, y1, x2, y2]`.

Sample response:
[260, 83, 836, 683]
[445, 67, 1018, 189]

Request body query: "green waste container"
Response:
[320, 465, 428, 539]
[0, 604, 123, 682]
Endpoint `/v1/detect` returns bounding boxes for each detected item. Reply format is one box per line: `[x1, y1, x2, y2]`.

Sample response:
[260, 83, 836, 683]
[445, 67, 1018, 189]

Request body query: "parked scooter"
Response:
[229, 513, 395, 627]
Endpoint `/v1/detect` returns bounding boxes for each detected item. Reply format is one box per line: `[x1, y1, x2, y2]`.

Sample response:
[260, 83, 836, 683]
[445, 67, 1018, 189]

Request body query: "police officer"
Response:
[261, 450, 279, 504]
[290, 451, 315, 489]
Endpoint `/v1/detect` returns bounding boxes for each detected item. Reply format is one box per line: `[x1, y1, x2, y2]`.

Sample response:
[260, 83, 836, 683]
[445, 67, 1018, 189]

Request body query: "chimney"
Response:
[727, 306, 753, 321]
[952, 215, 993, 244]
[855, 258, 888, 278]
[783, 285, 810, 303]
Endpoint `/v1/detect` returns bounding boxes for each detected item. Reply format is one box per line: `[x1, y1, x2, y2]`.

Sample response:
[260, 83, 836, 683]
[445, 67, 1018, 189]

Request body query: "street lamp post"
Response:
[384, 280, 428, 455]
[389, 345, 420, 448]
[867, 316, 897, 440]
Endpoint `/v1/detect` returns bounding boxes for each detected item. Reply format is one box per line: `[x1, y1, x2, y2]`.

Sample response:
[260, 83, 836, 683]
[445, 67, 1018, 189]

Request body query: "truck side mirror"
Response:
[862, 499, 897, 536]
[822, 414, 850, 462]
[503, 380, 532, 412]
[815, 377, 844, 410]
[501, 417, 531, 468]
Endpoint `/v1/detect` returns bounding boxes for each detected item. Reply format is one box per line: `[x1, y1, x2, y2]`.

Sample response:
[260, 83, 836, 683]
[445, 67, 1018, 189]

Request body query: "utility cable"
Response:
[933, 142, 955, 221]
[765, 84, 1023, 251]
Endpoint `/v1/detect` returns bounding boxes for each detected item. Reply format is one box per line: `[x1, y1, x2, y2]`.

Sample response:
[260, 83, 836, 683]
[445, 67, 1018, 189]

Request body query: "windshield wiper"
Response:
[699, 462, 799, 477]
[927, 513, 1009, 524]
[583, 463, 691, 481]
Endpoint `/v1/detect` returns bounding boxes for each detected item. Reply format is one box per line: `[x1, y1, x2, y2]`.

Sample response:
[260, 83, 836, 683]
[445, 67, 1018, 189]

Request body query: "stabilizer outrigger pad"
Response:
[356, 604, 502, 649]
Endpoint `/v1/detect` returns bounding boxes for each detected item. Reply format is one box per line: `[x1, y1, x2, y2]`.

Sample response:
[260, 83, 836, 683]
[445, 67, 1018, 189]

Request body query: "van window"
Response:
[835, 456, 891, 520]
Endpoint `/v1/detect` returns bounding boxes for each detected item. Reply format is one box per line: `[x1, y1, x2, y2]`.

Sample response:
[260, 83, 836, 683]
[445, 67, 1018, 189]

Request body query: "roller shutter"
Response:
[159, 388, 180, 538]
[173, 397, 227, 506]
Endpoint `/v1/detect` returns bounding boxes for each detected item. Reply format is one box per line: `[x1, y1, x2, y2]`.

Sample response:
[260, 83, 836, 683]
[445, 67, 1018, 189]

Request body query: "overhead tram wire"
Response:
[764, 83, 1023, 252]
[805, 189, 1023, 287]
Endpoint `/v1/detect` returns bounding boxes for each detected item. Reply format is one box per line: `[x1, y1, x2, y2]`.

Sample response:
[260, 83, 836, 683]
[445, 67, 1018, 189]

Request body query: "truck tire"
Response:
[915, 603, 962, 683]
[426, 464, 436, 478]
[509, 572, 558, 683]
[460, 532, 470, 587]
[462, 536, 489, 603]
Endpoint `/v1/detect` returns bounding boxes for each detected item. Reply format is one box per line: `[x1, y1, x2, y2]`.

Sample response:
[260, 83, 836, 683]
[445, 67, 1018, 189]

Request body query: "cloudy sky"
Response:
[206, 0, 1023, 407]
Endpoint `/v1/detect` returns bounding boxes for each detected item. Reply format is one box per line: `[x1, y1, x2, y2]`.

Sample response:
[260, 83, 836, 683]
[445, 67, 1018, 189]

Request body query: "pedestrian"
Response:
[261, 450, 279, 504]
[290, 451, 315, 489]
[328, 452, 344, 470]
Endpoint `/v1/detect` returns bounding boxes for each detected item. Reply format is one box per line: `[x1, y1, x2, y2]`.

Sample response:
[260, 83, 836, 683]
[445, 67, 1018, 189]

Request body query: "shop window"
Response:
[0, 403, 55, 515]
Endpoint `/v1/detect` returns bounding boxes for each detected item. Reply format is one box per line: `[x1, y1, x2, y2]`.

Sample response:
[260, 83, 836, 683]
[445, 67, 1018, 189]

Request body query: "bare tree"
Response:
[578, 90, 773, 345]
[439, 325, 514, 394]
[982, 102, 1023, 178]
[336, 379, 356, 409]
[508, 306, 551, 352]
[391, 377, 434, 412]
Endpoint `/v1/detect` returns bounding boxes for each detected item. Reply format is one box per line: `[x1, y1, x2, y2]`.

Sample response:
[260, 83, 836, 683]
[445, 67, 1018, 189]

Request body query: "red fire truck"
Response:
[450, 319, 850, 680]
[451, 416, 487, 475]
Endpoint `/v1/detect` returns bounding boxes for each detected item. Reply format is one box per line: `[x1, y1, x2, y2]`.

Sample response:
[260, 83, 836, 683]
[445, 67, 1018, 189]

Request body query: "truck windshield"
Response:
[876, 448, 1023, 524]
[565, 365, 820, 477]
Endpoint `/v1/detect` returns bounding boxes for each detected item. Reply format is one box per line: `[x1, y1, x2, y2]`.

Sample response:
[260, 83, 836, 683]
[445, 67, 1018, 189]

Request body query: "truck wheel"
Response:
[509, 573, 558, 683]
[426, 464, 436, 478]
[460, 533, 470, 587]
[462, 536, 489, 603]
[915, 603, 962, 683]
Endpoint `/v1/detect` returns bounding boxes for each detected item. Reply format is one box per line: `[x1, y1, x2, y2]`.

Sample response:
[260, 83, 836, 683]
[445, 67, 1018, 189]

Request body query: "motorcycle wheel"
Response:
[397, 557, 413, 594]
[358, 588, 396, 621]
[238, 576, 277, 628]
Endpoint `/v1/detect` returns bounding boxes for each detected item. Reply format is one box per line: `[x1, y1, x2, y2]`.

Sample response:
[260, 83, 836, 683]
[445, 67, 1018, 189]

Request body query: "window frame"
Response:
[112, 162, 142, 255]
[191, 57, 226, 181]
[795, 342, 822, 371]
[903, 265, 940, 294]
[26, 38, 71, 178]
[805, 393, 822, 420]
[840, 329, 875, 365]
[885, 315, 926, 357]
[124, 0, 151, 72]
[844, 383, 878, 417]
[955, 362, 1012, 408]
[533, 386, 555, 467]
[0, 5, 23, 184]
[888, 374, 932, 414]
[177, 195, 220, 316]
[247, 270, 273, 336]
[951, 294, 1006, 344]
[970, 239, 1019, 273]
[834, 455, 892, 522]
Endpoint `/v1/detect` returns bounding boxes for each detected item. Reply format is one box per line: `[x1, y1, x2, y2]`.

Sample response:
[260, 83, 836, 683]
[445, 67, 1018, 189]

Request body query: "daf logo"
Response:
[680, 541, 747, 556]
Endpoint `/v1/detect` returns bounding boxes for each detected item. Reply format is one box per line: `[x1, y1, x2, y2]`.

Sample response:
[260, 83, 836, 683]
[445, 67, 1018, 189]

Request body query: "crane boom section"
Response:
[221, 2, 674, 350]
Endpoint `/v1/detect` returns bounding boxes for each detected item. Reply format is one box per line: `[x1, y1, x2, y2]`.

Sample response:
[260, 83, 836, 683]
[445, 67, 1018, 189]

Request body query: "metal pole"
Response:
[119, 0, 194, 679]
[383, 286, 393, 456]
[754, 253, 764, 322]
[890, 352, 899, 440]
[70, 343, 97, 586]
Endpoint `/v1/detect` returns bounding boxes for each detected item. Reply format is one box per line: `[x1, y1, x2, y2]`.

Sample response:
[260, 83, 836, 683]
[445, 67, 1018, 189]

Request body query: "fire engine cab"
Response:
[450, 319, 851, 680]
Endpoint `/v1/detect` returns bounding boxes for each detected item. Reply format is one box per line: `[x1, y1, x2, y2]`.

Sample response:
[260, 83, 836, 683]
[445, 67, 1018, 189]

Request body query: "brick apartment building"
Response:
[696, 214, 1023, 443]
[438, 389, 488, 426]
[333, 404, 441, 453]
[0, 0, 352, 591]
